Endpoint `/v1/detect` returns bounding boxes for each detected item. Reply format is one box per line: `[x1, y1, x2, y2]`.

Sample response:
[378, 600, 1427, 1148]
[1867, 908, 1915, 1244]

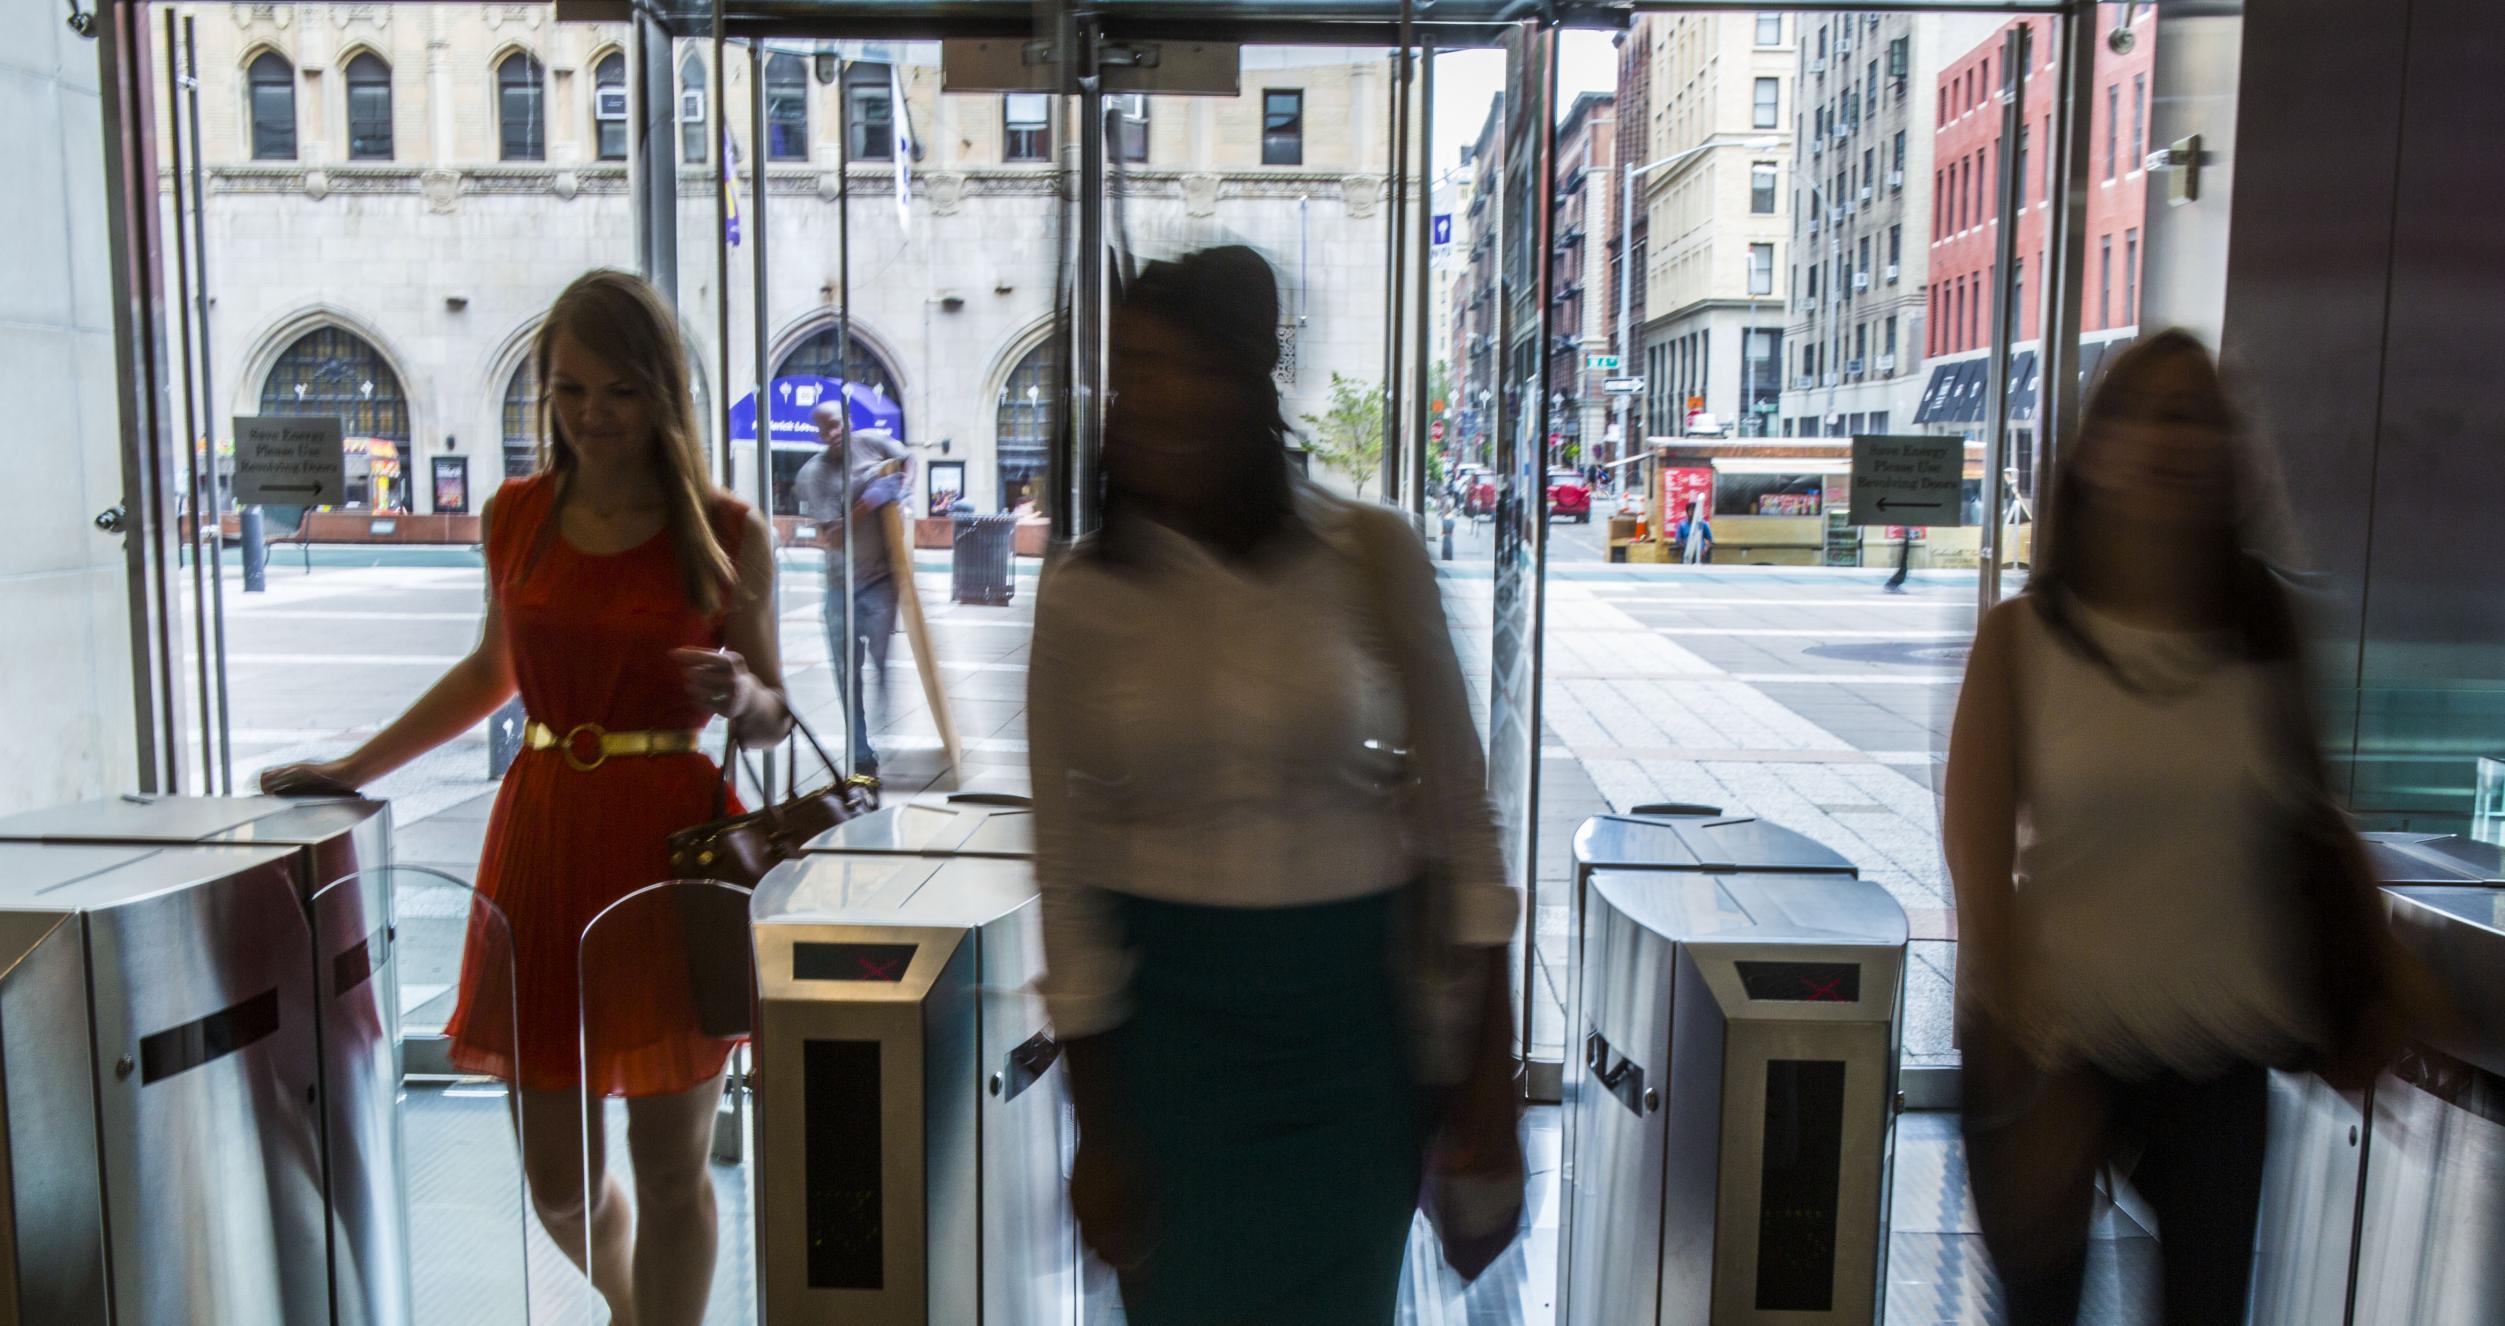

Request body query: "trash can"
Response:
[953, 513, 1018, 607]
[1566, 865, 1907, 1326]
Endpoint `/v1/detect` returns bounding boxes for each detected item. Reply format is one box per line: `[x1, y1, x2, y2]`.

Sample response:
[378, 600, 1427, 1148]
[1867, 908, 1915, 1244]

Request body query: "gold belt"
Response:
[524, 720, 703, 772]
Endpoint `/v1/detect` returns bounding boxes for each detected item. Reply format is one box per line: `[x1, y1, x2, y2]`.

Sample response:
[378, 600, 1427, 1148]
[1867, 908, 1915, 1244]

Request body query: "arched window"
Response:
[678, 52, 708, 164]
[995, 342, 1058, 512]
[496, 52, 545, 162]
[764, 52, 808, 161]
[771, 328, 901, 516]
[501, 358, 540, 479]
[248, 52, 296, 161]
[593, 52, 627, 162]
[261, 328, 409, 505]
[344, 53, 392, 160]
[773, 328, 901, 415]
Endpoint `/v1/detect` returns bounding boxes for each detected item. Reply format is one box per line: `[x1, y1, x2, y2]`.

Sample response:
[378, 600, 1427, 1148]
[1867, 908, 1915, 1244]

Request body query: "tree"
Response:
[1301, 372, 1386, 498]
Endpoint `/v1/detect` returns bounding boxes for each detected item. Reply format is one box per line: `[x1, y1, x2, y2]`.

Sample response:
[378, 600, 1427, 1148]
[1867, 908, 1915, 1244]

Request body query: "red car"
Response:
[1547, 470, 1593, 523]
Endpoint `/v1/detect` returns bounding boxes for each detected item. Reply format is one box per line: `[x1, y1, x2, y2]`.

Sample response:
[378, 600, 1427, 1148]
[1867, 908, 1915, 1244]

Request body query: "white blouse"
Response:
[2008, 600, 2321, 1075]
[1026, 485, 1518, 1039]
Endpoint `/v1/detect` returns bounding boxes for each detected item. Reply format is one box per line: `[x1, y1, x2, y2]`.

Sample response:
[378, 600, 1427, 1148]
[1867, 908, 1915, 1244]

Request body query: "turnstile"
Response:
[801, 793, 1036, 861]
[0, 840, 329, 1325]
[2254, 832, 2505, 1326]
[1567, 865, 1906, 1326]
[751, 821, 1072, 1325]
[1562, 811, 1860, 1323]
[0, 795, 402, 1326]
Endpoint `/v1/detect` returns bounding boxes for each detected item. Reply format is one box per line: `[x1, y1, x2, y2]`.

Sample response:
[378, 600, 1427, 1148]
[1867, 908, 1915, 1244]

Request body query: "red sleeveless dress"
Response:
[443, 473, 747, 1098]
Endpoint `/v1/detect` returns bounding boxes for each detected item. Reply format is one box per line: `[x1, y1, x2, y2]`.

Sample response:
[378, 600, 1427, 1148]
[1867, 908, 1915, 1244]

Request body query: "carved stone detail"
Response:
[1341, 174, 1384, 219]
[1182, 171, 1220, 218]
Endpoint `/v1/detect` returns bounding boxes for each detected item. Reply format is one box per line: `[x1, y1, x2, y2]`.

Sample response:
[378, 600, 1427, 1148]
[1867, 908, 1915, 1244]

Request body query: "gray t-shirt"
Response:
[795, 431, 911, 585]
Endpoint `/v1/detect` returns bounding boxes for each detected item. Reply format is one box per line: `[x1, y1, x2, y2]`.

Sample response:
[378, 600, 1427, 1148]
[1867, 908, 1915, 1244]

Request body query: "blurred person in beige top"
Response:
[1944, 330, 2389, 1325]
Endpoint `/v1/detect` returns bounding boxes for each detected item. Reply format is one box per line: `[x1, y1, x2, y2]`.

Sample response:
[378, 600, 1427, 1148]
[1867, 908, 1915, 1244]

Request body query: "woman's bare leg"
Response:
[517, 1086, 637, 1325]
[622, 1070, 730, 1326]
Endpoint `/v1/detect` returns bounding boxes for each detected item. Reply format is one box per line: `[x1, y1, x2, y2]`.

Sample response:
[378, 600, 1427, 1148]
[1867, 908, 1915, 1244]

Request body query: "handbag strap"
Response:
[711, 710, 846, 820]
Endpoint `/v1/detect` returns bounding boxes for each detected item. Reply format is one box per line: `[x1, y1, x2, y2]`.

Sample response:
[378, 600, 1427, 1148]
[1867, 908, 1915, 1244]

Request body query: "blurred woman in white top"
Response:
[1028, 246, 1519, 1325]
[1944, 330, 2390, 1324]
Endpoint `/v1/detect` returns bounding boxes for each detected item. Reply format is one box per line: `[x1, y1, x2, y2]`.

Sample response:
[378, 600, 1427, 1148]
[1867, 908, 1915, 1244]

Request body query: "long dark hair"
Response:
[1096, 245, 1297, 568]
[2029, 328, 2300, 672]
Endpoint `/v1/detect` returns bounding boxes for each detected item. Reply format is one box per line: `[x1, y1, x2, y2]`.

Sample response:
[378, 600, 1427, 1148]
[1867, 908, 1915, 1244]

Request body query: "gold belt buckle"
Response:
[561, 722, 610, 772]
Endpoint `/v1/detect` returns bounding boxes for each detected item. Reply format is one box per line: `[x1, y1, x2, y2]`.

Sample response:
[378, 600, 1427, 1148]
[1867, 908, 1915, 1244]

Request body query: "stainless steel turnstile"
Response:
[2254, 832, 2505, 1326]
[1567, 864, 1907, 1326]
[800, 793, 1036, 862]
[0, 840, 329, 1325]
[752, 806, 1073, 1325]
[0, 795, 402, 1326]
[1562, 811, 1860, 1324]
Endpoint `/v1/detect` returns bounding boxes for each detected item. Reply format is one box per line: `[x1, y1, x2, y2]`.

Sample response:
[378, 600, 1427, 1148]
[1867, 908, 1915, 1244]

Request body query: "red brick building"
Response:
[1925, 5, 2154, 360]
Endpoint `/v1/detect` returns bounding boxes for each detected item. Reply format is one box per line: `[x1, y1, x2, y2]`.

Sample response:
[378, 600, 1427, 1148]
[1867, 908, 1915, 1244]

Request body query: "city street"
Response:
[189, 518, 1976, 1069]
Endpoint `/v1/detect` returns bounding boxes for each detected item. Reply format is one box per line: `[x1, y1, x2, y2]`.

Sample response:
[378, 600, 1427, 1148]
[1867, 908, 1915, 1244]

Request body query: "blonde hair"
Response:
[531, 269, 736, 614]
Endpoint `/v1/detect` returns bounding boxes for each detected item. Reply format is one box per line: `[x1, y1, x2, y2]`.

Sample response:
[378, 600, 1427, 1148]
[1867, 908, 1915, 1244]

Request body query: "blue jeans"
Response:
[820, 574, 899, 771]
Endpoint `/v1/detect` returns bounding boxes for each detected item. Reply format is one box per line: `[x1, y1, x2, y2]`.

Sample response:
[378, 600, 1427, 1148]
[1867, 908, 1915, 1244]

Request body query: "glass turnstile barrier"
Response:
[346, 866, 531, 1326]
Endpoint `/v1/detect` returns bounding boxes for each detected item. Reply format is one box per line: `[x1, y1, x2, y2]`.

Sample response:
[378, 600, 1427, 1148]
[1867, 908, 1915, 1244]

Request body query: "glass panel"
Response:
[730, 39, 1059, 793]
[577, 880, 756, 1321]
[328, 866, 529, 1325]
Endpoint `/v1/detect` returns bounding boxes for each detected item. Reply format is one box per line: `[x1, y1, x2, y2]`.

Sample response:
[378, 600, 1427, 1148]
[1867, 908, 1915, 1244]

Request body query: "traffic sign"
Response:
[1586, 354, 1621, 370]
[1602, 376, 1646, 395]
[1848, 434, 1967, 526]
[231, 415, 346, 507]
[1432, 213, 1453, 246]
[1430, 420, 1446, 441]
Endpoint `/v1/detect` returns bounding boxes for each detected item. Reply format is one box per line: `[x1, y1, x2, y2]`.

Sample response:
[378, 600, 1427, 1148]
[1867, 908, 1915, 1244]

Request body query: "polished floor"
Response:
[404, 1092, 2159, 1325]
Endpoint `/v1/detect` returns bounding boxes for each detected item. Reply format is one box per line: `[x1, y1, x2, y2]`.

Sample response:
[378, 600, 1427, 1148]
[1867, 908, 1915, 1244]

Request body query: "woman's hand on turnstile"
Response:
[261, 760, 362, 797]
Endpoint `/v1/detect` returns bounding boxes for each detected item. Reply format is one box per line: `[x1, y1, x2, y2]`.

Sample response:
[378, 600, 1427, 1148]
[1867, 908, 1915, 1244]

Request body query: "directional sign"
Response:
[1849, 433, 1967, 527]
[231, 415, 346, 508]
[1602, 376, 1647, 395]
[1586, 354, 1621, 371]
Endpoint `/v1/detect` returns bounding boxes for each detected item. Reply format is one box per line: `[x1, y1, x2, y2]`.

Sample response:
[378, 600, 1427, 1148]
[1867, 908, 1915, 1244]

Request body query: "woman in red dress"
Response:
[264, 270, 790, 1326]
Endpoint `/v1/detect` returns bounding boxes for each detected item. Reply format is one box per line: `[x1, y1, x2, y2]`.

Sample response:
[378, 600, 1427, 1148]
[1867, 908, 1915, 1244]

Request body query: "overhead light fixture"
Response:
[815, 48, 840, 85]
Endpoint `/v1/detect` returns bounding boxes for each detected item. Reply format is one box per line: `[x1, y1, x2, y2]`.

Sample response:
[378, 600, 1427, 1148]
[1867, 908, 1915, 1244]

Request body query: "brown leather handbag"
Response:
[667, 715, 879, 887]
[665, 716, 879, 1036]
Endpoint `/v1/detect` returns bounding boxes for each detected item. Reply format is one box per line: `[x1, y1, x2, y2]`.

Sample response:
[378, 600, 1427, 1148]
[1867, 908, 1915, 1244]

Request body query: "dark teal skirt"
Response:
[1109, 890, 1425, 1326]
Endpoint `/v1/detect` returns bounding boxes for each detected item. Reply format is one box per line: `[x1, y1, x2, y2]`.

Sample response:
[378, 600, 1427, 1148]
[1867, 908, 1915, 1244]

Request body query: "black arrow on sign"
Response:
[1877, 498, 1942, 512]
[260, 483, 322, 494]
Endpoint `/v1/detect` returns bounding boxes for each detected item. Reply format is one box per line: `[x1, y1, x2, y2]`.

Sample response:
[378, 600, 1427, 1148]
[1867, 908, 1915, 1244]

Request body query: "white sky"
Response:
[1429, 30, 1622, 178]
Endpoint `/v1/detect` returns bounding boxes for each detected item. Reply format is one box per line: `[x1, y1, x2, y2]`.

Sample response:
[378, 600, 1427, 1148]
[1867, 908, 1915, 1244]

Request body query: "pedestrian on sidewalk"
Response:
[261, 269, 793, 1326]
[795, 402, 910, 777]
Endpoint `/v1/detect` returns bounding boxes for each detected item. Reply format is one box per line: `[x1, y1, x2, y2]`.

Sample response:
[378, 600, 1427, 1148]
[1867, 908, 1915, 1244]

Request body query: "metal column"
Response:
[2033, 3, 2101, 565]
[1979, 23, 2029, 610]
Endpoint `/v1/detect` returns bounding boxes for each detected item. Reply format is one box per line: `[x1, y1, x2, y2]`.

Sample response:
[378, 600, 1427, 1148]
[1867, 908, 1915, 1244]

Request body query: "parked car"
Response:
[1451, 465, 1497, 518]
[1547, 470, 1593, 522]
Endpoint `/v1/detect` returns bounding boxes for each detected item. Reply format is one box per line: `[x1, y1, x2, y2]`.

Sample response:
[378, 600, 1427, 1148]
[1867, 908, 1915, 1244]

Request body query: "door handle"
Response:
[94, 504, 128, 535]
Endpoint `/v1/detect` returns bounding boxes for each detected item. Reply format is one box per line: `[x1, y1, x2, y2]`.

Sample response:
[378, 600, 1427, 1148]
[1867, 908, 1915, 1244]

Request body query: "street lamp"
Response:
[1615, 135, 1780, 451]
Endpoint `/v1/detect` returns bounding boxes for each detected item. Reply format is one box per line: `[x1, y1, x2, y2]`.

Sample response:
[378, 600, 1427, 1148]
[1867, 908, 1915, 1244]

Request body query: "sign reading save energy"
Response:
[1848, 433, 1967, 527]
[231, 415, 346, 508]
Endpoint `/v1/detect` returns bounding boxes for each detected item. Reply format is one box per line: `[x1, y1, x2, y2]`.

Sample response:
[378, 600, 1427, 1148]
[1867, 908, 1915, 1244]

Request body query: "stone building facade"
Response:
[165, 6, 1402, 515]
[1631, 13, 1795, 442]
